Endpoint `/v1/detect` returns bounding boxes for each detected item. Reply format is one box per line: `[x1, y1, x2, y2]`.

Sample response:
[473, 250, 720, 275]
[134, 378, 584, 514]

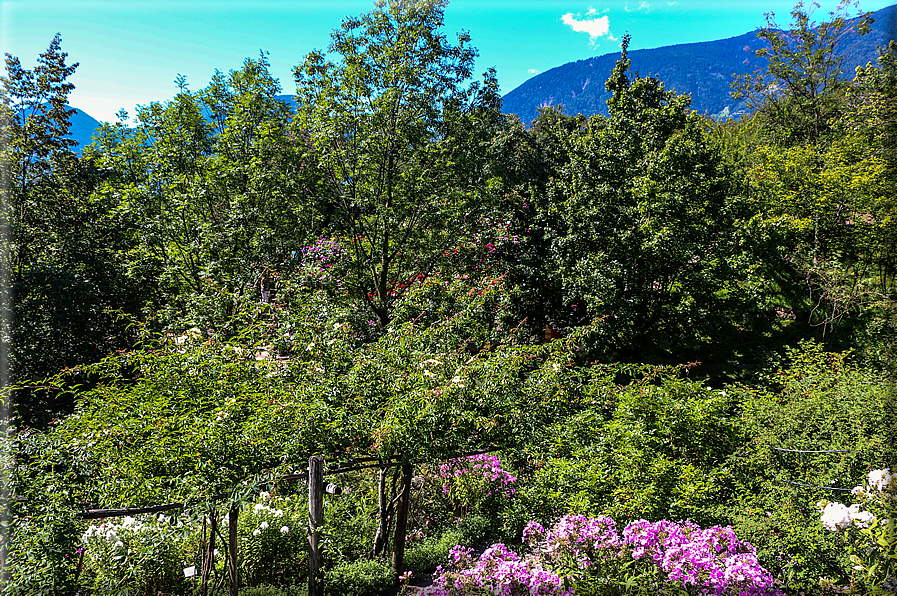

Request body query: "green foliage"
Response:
[510, 366, 743, 531]
[4, 428, 92, 595]
[322, 558, 393, 596]
[85, 53, 321, 328]
[403, 514, 490, 574]
[538, 37, 764, 363]
[717, 341, 897, 592]
[210, 586, 307, 596]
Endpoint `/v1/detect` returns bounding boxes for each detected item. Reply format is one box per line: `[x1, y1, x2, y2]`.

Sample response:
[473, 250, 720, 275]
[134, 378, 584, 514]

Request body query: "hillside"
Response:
[502, 3, 897, 124]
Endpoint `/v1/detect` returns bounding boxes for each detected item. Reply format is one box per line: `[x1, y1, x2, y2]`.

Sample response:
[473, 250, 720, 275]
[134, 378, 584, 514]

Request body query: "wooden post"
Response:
[308, 455, 324, 596]
[392, 464, 413, 580]
[228, 506, 239, 596]
[201, 513, 217, 596]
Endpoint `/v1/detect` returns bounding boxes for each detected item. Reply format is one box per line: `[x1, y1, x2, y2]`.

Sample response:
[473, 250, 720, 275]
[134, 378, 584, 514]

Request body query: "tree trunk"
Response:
[392, 464, 413, 580]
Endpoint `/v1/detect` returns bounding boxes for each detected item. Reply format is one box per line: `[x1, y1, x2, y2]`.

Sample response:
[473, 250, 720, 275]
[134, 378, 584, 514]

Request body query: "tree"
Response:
[1, 32, 78, 283]
[294, 0, 503, 327]
[731, 0, 873, 145]
[1, 35, 144, 386]
[88, 54, 321, 331]
[546, 36, 759, 362]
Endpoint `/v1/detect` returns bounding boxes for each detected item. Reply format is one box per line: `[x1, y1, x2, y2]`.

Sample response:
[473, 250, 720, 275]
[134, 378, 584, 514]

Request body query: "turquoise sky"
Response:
[1, 0, 893, 123]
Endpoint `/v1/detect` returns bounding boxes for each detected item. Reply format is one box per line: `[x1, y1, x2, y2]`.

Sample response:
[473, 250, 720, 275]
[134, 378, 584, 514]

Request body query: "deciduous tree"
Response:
[294, 0, 503, 327]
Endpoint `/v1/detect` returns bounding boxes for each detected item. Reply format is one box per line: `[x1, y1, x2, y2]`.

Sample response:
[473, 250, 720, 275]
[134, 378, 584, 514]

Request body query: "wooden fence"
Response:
[74, 448, 496, 596]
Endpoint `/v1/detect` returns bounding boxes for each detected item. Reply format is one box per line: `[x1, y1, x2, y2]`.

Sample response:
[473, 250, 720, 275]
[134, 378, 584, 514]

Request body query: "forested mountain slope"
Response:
[502, 3, 896, 124]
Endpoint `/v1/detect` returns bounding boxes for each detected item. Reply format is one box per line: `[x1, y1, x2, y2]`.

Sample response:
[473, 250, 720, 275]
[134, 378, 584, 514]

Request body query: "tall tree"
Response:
[546, 36, 760, 362]
[1, 35, 143, 386]
[731, 0, 873, 145]
[0, 33, 78, 283]
[294, 0, 503, 327]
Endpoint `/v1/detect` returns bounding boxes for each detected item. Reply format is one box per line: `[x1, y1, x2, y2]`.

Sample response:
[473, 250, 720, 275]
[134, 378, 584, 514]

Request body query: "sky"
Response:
[1, 0, 894, 124]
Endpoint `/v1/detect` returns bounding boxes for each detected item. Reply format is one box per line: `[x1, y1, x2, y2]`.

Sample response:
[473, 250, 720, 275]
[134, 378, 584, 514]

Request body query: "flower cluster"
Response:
[818, 468, 895, 592]
[424, 543, 572, 596]
[80, 513, 191, 594]
[430, 515, 784, 596]
[238, 492, 308, 586]
[297, 238, 346, 291]
[81, 514, 184, 559]
[621, 518, 780, 594]
[438, 453, 517, 501]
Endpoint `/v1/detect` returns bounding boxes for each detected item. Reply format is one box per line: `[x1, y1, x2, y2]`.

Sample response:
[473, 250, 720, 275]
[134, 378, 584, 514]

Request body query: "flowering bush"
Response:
[438, 453, 517, 513]
[427, 514, 785, 595]
[817, 468, 896, 594]
[238, 492, 308, 586]
[425, 543, 572, 596]
[80, 513, 194, 596]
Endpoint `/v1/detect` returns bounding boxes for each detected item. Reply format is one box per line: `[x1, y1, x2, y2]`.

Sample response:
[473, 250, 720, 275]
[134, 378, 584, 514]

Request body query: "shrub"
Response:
[238, 492, 308, 586]
[323, 558, 394, 596]
[79, 513, 194, 596]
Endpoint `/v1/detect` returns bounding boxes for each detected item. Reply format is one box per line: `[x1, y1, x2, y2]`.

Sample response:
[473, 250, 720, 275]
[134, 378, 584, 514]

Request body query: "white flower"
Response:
[254, 503, 266, 512]
[280, 526, 289, 534]
[259, 521, 269, 530]
[423, 370, 435, 377]
[851, 485, 866, 496]
[848, 504, 876, 528]
[252, 529, 261, 537]
[274, 509, 284, 518]
[113, 541, 125, 550]
[868, 468, 892, 492]
[821, 502, 852, 531]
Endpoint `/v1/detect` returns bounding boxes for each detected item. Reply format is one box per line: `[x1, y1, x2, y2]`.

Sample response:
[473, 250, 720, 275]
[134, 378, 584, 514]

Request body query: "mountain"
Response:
[67, 105, 103, 151]
[502, 3, 897, 125]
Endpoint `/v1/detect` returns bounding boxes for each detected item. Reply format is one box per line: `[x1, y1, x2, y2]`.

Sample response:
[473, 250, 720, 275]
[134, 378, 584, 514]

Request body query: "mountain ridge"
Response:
[501, 3, 897, 124]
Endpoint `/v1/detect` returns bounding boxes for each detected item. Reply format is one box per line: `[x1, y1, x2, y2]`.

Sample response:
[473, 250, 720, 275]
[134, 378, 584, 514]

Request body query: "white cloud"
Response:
[561, 11, 612, 45]
[528, 68, 541, 74]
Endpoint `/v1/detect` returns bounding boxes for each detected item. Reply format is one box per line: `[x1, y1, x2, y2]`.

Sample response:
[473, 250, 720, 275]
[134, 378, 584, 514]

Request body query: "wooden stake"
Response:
[308, 455, 324, 596]
[392, 464, 413, 580]
[228, 506, 239, 596]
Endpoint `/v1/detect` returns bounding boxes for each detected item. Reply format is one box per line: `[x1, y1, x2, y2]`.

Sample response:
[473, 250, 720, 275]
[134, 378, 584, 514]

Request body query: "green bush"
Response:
[210, 583, 307, 596]
[508, 369, 743, 531]
[718, 341, 897, 593]
[323, 558, 394, 596]
[404, 514, 491, 574]
[238, 493, 308, 586]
